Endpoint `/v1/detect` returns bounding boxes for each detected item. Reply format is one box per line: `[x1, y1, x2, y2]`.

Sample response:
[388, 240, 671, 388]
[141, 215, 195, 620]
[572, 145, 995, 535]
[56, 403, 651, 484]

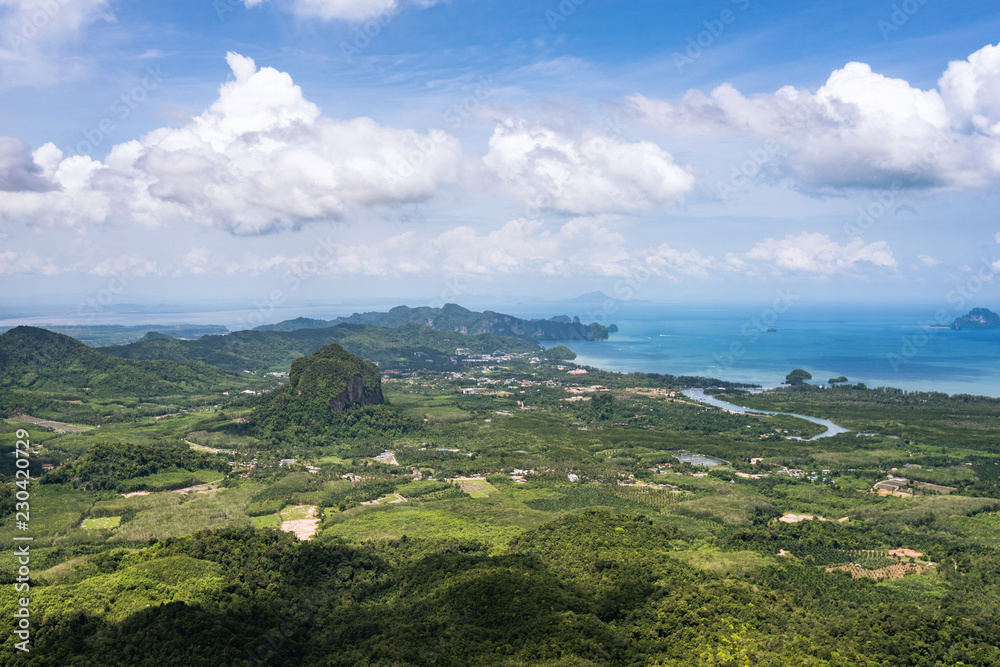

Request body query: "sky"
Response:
[2, 0, 1000, 321]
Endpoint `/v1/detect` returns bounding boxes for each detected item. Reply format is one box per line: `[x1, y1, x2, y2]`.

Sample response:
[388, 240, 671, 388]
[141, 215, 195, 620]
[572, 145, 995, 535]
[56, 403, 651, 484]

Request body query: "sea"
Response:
[531, 302, 1000, 399]
[3, 300, 999, 398]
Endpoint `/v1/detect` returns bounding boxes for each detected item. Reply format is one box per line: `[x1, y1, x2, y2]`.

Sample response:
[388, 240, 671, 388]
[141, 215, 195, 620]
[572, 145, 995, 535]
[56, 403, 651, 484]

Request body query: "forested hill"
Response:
[102, 322, 540, 373]
[256, 303, 614, 341]
[0, 326, 235, 397]
[286, 343, 384, 413]
[249, 343, 416, 443]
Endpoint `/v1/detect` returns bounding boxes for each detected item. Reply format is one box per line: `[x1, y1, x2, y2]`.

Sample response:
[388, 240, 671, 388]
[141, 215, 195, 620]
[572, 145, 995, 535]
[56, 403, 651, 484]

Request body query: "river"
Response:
[682, 389, 850, 440]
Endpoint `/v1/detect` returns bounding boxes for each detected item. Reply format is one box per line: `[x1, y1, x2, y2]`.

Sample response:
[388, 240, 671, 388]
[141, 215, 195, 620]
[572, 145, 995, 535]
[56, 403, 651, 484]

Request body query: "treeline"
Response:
[102, 322, 541, 373]
[41, 441, 228, 491]
[0, 326, 240, 399]
[7, 512, 1000, 665]
[252, 401, 420, 445]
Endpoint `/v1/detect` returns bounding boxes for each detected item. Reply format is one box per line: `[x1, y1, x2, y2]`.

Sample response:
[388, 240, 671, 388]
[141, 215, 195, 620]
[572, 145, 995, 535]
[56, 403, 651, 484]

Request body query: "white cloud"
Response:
[916, 254, 942, 268]
[181, 247, 214, 276]
[745, 232, 896, 274]
[205, 218, 639, 279]
[484, 118, 694, 215]
[243, 0, 445, 21]
[940, 42, 1000, 136]
[0, 249, 57, 275]
[642, 243, 717, 281]
[629, 42, 1000, 191]
[0, 52, 465, 234]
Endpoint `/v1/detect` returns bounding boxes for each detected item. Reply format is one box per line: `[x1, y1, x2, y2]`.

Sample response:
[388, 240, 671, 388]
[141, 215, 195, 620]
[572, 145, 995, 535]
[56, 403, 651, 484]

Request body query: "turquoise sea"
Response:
[535, 303, 1000, 398]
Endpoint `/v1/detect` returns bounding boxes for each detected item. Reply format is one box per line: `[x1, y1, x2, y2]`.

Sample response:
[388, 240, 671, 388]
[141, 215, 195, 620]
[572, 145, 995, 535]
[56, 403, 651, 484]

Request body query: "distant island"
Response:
[256, 303, 616, 342]
[950, 307, 1000, 330]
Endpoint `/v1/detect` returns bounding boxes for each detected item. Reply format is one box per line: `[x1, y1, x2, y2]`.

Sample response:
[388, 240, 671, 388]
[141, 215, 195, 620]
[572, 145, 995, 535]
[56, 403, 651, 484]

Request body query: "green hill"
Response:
[257, 303, 613, 341]
[102, 322, 539, 373]
[251, 343, 416, 443]
[0, 326, 237, 398]
[286, 343, 384, 413]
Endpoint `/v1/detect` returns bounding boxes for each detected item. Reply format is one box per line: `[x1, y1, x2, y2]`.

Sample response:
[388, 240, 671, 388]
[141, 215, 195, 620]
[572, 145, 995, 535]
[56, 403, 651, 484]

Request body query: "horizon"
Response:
[1, 295, 997, 328]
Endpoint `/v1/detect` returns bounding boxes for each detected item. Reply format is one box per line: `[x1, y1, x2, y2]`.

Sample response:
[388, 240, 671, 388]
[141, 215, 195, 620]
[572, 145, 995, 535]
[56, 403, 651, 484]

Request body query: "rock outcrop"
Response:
[287, 343, 384, 414]
[951, 308, 1000, 329]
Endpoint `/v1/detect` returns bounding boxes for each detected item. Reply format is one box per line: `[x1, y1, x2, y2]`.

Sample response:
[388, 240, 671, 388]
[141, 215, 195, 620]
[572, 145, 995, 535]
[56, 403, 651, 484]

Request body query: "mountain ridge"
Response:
[254, 303, 614, 341]
[0, 326, 235, 397]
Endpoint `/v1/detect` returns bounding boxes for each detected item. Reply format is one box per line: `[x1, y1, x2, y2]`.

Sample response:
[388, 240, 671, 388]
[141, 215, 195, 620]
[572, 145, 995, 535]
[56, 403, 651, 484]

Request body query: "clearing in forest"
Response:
[280, 505, 320, 540]
[451, 477, 498, 498]
[11, 414, 92, 433]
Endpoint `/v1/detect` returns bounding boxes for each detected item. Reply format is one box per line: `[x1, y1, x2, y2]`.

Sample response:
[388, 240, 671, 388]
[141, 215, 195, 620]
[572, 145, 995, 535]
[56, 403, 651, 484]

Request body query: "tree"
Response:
[828, 376, 848, 385]
[785, 369, 812, 386]
[545, 345, 577, 361]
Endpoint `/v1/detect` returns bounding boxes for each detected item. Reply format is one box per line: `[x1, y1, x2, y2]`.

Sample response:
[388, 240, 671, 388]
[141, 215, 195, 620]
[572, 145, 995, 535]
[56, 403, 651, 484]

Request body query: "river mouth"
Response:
[682, 389, 850, 440]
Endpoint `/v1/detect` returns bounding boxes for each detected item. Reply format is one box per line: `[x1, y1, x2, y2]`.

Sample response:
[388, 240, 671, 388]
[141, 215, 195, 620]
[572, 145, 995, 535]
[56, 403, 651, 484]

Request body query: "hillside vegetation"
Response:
[102, 322, 540, 372]
[0, 326, 237, 398]
[257, 303, 614, 341]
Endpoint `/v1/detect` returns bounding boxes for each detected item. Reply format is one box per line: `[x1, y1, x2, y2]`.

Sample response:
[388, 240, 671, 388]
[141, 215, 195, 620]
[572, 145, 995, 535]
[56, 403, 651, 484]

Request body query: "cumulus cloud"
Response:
[940, 42, 1000, 136]
[745, 232, 896, 274]
[0, 136, 56, 191]
[641, 243, 717, 281]
[0, 52, 465, 234]
[0, 249, 57, 275]
[628, 42, 1000, 191]
[181, 247, 214, 276]
[242, 0, 445, 21]
[484, 119, 694, 215]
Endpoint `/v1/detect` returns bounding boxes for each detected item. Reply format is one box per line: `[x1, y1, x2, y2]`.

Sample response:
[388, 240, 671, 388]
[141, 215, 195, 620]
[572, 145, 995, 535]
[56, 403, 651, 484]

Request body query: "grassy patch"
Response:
[106, 485, 256, 542]
[251, 513, 282, 528]
[453, 478, 498, 498]
[82, 516, 121, 530]
[322, 503, 526, 549]
[280, 505, 317, 521]
[668, 547, 775, 575]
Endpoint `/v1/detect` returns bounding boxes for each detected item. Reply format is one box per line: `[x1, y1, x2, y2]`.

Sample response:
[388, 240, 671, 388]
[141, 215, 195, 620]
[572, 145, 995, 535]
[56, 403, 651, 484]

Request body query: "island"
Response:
[951, 307, 1000, 329]
[256, 303, 616, 341]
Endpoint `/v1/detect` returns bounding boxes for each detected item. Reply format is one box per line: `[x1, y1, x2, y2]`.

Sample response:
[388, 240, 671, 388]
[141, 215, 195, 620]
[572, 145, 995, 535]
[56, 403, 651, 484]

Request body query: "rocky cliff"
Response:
[951, 308, 1000, 329]
[287, 343, 384, 414]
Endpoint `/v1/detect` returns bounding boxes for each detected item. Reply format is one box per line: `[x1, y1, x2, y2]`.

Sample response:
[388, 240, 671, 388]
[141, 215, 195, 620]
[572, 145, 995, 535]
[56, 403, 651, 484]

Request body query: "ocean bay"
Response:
[538, 304, 1000, 397]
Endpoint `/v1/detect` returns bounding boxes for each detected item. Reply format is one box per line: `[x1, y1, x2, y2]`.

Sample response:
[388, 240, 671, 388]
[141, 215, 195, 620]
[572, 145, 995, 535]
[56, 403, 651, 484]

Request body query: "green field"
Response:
[81, 516, 122, 529]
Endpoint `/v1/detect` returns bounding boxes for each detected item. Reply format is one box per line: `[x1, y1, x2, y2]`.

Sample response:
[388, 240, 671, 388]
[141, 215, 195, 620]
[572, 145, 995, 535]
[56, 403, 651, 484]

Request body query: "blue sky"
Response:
[2, 0, 1000, 321]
